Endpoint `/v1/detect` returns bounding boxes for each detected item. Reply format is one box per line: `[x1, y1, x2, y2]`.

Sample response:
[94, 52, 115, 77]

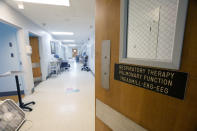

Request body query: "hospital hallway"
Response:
[1, 0, 197, 130]
[19, 61, 95, 131]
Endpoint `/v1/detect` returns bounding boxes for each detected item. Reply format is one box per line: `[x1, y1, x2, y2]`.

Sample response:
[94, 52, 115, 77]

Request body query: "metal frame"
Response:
[0, 99, 26, 131]
[119, 0, 189, 70]
[101, 40, 111, 90]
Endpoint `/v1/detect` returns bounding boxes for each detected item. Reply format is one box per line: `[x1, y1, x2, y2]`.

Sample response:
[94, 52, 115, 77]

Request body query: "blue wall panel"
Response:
[0, 22, 24, 93]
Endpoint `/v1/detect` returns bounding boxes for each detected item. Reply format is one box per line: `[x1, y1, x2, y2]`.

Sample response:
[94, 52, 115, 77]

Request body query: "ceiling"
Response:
[5, 0, 95, 45]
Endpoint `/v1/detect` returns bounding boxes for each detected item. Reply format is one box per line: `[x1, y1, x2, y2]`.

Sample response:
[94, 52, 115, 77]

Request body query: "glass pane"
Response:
[127, 0, 179, 62]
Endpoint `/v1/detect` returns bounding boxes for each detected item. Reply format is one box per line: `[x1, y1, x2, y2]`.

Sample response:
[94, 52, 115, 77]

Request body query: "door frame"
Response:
[29, 32, 43, 84]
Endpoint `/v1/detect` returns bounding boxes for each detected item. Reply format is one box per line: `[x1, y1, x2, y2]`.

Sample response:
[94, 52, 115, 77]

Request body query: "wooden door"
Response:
[95, 0, 197, 131]
[30, 37, 42, 83]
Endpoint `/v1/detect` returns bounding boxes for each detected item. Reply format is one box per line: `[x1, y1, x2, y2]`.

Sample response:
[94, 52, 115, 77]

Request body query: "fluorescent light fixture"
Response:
[63, 44, 77, 47]
[15, 0, 70, 6]
[18, 2, 24, 9]
[69, 44, 76, 46]
[52, 32, 74, 35]
[68, 44, 77, 47]
[62, 40, 75, 42]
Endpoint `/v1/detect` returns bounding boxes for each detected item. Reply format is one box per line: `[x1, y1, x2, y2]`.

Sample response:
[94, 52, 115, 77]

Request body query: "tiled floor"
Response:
[20, 62, 95, 131]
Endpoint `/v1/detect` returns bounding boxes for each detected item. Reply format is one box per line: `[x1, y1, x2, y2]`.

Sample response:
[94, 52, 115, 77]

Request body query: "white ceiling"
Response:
[5, 0, 95, 45]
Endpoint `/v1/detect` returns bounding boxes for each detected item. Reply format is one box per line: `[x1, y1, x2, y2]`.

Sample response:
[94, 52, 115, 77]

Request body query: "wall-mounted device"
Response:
[9, 42, 13, 47]
[101, 40, 111, 90]
[26, 45, 32, 55]
[11, 53, 14, 58]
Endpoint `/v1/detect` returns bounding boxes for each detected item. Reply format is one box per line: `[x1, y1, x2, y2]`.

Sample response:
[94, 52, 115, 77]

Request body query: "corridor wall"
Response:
[0, 22, 24, 94]
[64, 46, 73, 59]
[81, 34, 95, 74]
[0, 1, 55, 94]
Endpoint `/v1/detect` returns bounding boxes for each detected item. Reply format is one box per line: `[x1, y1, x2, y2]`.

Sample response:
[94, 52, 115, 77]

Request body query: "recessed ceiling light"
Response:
[14, 0, 70, 6]
[17, 2, 24, 9]
[62, 40, 75, 42]
[52, 32, 74, 35]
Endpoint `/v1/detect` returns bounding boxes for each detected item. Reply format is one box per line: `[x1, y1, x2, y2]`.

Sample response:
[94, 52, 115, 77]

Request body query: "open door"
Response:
[29, 36, 42, 86]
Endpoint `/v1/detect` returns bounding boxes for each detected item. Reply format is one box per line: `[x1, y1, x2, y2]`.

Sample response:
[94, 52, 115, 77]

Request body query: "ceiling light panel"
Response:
[52, 32, 74, 35]
[15, 0, 70, 6]
[18, 2, 24, 9]
[68, 44, 77, 47]
[62, 40, 75, 42]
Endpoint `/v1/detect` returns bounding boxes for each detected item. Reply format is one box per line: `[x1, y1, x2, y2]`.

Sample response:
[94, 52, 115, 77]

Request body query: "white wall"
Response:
[81, 33, 95, 74]
[0, 22, 24, 92]
[64, 46, 73, 60]
[0, 1, 55, 94]
[60, 46, 66, 60]
[39, 34, 54, 81]
[54, 41, 62, 58]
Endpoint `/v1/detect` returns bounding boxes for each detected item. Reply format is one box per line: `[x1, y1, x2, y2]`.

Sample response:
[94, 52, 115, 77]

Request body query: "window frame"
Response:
[119, 0, 189, 70]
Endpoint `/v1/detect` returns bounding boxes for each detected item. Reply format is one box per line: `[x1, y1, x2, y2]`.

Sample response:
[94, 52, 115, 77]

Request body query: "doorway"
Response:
[29, 34, 42, 87]
[72, 48, 78, 58]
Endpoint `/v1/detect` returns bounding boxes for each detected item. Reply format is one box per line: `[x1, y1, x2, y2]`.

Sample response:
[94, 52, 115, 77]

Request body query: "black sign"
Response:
[114, 64, 188, 100]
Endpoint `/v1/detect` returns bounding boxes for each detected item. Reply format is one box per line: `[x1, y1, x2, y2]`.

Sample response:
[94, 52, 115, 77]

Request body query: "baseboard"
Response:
[46, 73, 52, 79]
[0, 90, 25, 97]
[90, 69, 95, 77]
[31, 88, 35, 94]
[46, 75, 49, 79]
[0, 95, 24, 103]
